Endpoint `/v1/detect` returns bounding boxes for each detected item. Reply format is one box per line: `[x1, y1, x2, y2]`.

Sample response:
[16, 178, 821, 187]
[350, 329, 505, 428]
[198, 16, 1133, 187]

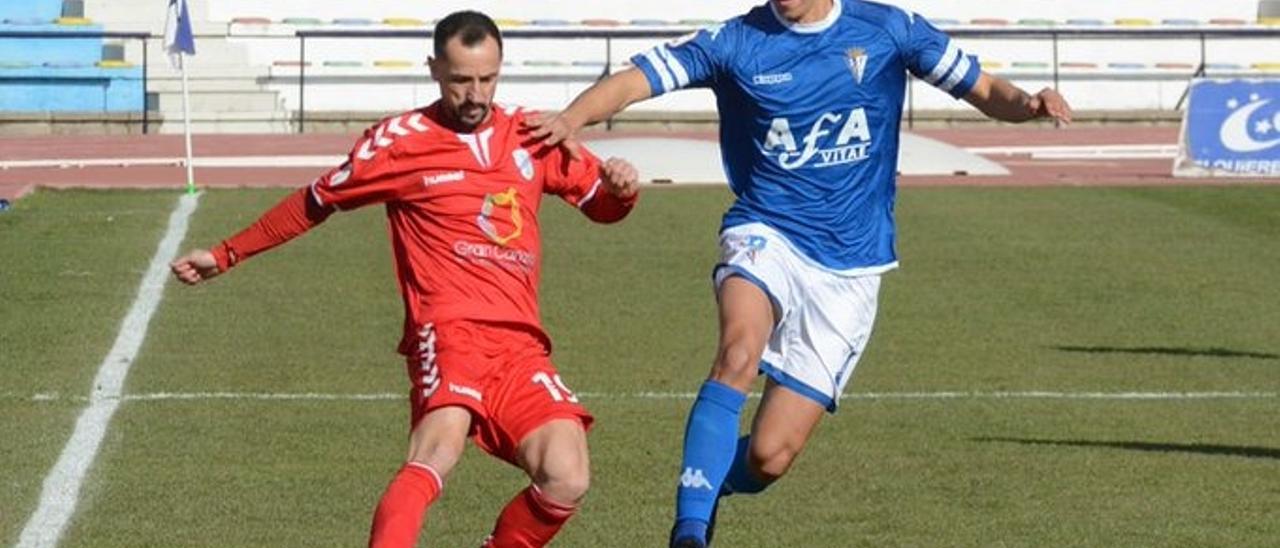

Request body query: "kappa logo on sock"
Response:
[680, 467, 713, 490]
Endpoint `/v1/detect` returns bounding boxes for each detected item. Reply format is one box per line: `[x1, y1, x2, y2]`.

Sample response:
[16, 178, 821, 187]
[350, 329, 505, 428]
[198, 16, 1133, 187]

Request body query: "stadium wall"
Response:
[1, 0, 1277, 134]
[198, 0, 1263, 25]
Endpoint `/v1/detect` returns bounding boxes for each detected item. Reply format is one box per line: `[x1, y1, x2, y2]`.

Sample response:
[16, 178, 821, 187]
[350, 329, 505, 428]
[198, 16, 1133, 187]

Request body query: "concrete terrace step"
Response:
[147, 76, 271, 93]
[152, 89, 282, 112]
[151, 110, 293, 134]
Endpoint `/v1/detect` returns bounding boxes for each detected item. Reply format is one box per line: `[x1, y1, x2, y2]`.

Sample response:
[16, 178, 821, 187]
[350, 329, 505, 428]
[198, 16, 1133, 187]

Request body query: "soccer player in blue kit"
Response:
[529, 0, 1072, 546]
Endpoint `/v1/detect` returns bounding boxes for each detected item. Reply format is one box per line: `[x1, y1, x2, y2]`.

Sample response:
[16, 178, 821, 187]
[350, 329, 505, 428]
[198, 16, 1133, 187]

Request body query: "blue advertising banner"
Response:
[1176, 79, 1280, 177]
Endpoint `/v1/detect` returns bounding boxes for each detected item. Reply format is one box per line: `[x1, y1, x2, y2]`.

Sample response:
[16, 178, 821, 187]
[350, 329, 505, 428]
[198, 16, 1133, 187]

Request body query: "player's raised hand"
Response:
[170, 249, 221, 285]
[523, 111, 584, 161]
[1029, 87, 1072, 125]
[601, 157, 639, 199]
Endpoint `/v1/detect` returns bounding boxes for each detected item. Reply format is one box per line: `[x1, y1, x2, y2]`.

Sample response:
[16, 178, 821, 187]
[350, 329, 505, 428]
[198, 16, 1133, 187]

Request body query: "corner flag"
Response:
[165, 0, 198, 194]
[164, 0, 195, 69]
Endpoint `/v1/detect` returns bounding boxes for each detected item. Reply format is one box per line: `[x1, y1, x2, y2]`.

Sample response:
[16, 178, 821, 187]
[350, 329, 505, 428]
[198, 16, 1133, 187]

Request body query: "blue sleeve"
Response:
[629, 23, 727, 97]
[903, 13, 980, 99]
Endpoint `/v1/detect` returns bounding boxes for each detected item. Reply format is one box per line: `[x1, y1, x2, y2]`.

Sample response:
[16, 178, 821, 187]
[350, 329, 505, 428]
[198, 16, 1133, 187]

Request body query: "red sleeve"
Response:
[210, 186, 333, 272]
[540, 144, 637, 224]
[309, 115, 431, 211]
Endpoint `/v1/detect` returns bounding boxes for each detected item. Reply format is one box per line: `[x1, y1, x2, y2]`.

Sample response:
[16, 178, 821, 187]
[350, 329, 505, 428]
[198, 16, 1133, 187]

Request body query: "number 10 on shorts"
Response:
[532, 372, 578, 403]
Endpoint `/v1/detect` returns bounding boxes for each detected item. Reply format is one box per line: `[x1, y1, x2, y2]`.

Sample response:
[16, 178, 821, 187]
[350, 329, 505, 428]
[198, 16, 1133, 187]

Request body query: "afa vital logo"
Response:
[763, 107, 872, 170]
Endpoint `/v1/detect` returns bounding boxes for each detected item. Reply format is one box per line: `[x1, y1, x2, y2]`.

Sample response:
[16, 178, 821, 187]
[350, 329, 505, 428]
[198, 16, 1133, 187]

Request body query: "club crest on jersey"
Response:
[477, 187, 523, 246]
[847, 47, 868, 84]
[512, 148, 535, 181]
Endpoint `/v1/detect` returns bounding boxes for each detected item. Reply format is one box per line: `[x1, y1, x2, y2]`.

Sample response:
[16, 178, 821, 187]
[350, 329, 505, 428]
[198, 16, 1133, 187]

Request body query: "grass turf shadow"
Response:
[973, 437, 1280, 460]
[1052, 345, 1278, 360]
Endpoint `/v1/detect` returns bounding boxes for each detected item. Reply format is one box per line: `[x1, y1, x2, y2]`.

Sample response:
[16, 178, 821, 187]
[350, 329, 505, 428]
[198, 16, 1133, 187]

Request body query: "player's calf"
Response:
[721, 436, 771, 496]
[369, 462, 445, 548]
[745, 435, 801, 485]
[485, 485, 580, 548]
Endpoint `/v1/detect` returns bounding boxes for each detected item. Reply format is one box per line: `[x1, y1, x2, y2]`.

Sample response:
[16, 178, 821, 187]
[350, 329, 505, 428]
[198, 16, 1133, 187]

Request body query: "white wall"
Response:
[890, 0, 1259, 22]
[80, 0, 1280, 118]
[202, 1, 1263, 24]
[204, 1, 757, 23]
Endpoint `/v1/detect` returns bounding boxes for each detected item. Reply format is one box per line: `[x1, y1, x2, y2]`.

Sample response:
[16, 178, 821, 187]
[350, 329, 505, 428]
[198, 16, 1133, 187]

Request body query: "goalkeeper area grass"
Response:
[2, 185, 1278, 547]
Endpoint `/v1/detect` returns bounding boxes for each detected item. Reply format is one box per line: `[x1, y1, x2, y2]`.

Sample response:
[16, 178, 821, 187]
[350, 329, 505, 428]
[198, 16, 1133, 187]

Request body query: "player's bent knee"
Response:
[748, 442, 800, 483]
[712, 342, 762, 387]
[521, 420, 591, 504]
[534, 463, 590, 504]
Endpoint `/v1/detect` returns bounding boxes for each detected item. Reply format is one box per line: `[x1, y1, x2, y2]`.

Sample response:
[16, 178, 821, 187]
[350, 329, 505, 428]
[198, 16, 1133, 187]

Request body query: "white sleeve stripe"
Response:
[924, 40, 960, 85]
[308, 181, 326, 207]
[939, 54, 972, 92]
[643, 49, 675, 93]
[576, 179, 602, 209]
[657, 45, 690, 89]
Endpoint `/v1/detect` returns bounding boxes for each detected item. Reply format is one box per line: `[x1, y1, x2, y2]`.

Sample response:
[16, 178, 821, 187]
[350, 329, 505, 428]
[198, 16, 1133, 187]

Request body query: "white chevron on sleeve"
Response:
[386, 116, 410, 136]
[374, 124, 393, 148]
[407, 113, 429, 132]
[356, 139, 376, 160]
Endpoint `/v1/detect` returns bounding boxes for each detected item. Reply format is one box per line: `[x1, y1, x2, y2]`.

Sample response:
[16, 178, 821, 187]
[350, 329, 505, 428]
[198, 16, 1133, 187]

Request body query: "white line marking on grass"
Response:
[126, 391, 402, 402]
[619, 391, 1280, 401]
[20, 390, 1278, 404]
[0, 155, 345, 170]
[964, 144, 1179, 159]
[18, 192, 201, 548]
[847, 391, 1280, 400]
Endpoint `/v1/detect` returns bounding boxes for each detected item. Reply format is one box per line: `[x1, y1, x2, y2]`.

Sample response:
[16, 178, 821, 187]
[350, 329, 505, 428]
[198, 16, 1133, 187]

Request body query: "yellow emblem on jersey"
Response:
[477, 187, 523, 246]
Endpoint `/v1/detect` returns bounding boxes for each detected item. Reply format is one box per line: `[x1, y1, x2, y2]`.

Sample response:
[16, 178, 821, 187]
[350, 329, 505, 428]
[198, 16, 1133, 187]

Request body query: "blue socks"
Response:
[674, 380, 747, 537]
[721, 435, 768, 495]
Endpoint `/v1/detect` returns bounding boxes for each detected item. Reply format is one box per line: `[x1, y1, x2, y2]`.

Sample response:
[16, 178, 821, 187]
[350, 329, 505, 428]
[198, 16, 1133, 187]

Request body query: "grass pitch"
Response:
[2, 185, 1278, 547]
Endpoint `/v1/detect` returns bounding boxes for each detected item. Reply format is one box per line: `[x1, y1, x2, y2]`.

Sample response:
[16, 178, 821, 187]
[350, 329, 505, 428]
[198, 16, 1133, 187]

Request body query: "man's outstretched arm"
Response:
[526, 69, 653, 158]
[170, 187, 334, 285]
[963, 72, 1073, 124]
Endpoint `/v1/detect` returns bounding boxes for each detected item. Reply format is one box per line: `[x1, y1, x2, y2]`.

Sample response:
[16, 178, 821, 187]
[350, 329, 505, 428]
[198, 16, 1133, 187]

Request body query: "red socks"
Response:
[483, 485, 578, 548]
[368, 462, 443, 548]
[368, 466, 575, 548]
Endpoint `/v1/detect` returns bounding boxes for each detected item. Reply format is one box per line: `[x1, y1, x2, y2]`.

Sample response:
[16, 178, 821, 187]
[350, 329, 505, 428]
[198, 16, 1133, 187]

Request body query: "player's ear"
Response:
[427, 56, 441, 81]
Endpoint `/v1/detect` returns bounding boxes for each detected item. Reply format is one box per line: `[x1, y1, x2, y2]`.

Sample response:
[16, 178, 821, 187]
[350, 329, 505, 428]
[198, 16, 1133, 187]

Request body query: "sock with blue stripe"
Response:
[673, 380, 747, 541]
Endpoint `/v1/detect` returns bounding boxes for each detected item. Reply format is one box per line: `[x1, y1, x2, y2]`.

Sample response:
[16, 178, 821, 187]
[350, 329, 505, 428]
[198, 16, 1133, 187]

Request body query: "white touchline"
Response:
[18, 390, 1280, 403]
[17, 192, 201, 548]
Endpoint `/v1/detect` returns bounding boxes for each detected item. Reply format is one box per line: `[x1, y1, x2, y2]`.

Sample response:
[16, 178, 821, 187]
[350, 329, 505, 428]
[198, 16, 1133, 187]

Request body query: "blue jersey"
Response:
[631, 0, 980, 272]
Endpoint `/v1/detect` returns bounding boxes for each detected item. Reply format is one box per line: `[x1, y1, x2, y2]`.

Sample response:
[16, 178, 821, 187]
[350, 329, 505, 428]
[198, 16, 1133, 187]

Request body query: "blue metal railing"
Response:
[3, 25, 1278, 133]
[0, 30, 152, 131]
[293, 25, 1280, 132]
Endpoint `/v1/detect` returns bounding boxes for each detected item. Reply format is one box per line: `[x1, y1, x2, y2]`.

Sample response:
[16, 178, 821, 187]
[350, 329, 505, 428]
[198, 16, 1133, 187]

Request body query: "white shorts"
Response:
[714, 223, 885, 412]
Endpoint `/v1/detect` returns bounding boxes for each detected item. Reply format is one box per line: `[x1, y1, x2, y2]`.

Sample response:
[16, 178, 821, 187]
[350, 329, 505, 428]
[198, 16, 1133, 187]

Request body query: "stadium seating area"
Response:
[0, 0, 142, 112]
[0, 0, 1277, 130]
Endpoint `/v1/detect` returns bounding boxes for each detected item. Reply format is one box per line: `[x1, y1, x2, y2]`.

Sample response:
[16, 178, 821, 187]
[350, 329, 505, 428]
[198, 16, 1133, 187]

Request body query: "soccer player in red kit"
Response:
[170, 11, 639, 548]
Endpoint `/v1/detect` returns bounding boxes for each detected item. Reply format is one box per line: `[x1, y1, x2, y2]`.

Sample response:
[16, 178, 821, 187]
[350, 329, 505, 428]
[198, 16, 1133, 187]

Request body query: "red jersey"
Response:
[212, 102, 636, 355]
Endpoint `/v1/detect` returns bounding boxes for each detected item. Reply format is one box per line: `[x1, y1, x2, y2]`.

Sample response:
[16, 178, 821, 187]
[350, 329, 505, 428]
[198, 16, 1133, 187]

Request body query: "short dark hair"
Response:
[433, 11, 503, 59]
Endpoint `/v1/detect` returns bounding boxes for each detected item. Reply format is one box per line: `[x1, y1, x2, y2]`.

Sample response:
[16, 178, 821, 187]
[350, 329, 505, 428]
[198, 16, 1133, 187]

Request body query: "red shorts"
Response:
[406, 320, 593, 464]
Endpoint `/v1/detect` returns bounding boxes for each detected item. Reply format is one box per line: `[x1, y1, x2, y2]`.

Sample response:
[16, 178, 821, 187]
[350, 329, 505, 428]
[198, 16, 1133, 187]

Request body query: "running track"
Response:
[0, 126, 1267, 201]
